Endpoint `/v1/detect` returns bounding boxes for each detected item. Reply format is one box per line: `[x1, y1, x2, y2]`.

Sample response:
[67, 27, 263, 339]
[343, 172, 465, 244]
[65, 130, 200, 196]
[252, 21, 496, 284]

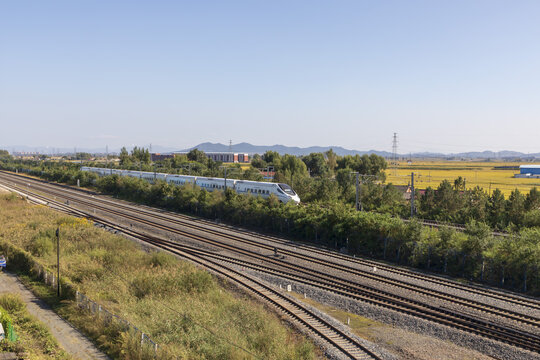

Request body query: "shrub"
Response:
[28, 235, 54, 257]
[0, 305, 13, 330]
[149, 251, 175, 268]
[0, 294, 26, 313]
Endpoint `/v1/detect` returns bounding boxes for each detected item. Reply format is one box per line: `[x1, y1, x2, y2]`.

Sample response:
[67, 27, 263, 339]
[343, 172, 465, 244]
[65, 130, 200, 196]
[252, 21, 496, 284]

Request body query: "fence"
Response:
[32, 262, 159, 356]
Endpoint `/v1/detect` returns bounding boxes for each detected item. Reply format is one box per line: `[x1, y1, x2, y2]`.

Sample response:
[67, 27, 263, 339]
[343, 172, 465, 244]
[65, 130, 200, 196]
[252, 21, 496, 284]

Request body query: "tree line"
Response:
[417, 178, 540, 230]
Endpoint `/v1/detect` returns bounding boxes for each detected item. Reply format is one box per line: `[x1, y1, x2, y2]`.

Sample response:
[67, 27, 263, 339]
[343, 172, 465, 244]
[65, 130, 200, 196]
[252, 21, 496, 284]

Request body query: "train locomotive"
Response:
[81, 166, 301, 204]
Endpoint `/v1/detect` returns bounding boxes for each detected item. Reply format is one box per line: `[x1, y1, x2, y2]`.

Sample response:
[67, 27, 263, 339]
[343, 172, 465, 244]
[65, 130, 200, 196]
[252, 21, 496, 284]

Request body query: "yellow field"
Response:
[385, 161, 540, 196]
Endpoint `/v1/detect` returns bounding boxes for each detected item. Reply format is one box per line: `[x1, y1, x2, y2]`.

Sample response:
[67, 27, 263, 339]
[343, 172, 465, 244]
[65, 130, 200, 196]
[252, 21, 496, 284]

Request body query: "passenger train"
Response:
[81, 167, 301, 204]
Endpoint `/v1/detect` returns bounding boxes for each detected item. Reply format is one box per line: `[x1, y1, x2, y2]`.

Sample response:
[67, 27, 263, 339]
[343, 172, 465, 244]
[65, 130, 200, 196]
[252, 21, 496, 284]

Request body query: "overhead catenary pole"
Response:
[356, 172, 360, 211]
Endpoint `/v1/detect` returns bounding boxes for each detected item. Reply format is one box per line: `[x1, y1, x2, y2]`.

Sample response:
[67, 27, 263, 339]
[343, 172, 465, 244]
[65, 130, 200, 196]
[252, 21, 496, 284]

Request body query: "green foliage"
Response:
[187, 148, 207, 163]
[0, 305, 13, 330]
[0, 149, 12, 161]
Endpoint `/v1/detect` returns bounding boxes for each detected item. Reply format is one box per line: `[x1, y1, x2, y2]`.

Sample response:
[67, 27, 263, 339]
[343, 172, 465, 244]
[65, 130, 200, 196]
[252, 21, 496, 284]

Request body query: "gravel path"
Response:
[0, 271, 109, 360]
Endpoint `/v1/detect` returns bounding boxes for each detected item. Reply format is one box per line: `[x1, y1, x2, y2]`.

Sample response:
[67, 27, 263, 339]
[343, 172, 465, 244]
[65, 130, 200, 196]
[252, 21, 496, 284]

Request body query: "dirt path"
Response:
[0, 271, 109, 360]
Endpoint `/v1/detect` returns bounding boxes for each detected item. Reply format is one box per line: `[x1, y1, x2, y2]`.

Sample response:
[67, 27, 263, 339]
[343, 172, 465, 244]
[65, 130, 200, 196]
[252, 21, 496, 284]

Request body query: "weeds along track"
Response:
[1, 176, 540, 355]
[1, 171, 535, 312]
[0, 181, 381, 360]
[1, 172, 539, 317]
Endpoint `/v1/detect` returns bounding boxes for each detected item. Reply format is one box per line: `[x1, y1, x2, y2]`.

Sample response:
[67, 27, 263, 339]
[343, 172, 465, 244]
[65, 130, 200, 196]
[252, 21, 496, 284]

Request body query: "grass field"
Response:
[0, 194, 316, 359]
[385, 161, 540, 196]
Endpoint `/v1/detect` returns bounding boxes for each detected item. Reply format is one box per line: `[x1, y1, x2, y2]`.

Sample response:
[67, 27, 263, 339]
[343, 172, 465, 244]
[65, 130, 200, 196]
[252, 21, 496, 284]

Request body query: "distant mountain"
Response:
[179, 142, 394, 157]
[178, 142, 540, 159]
[5, 142, 540, 160]
[5, 145, 179, 155]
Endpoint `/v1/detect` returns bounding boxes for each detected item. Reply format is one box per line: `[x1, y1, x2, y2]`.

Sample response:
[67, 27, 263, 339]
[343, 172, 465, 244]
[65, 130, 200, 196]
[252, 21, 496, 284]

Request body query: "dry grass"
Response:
[0, 194, 316, 359]
[0, 293, 71, 360]
[385, 161, 540, 196]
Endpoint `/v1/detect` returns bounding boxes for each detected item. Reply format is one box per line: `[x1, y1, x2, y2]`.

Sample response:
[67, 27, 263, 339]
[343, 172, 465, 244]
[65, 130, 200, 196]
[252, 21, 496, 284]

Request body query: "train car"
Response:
[81, 167, 301, 203]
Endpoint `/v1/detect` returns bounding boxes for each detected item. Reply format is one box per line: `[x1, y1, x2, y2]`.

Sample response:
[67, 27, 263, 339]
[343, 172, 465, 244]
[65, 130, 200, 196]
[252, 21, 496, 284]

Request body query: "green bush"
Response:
[28, 235, 54, 257]
[0, 305, 12, 329]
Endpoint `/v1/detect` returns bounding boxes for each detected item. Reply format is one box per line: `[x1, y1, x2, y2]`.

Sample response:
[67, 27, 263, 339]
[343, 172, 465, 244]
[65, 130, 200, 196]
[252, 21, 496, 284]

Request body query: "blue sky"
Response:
[1, 1, 540, 153]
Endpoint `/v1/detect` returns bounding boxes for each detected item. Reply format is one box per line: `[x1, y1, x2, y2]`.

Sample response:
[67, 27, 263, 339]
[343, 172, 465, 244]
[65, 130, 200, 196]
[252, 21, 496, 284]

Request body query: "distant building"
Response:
[515, 165, 540, 178]
[174, 152, 249, 163]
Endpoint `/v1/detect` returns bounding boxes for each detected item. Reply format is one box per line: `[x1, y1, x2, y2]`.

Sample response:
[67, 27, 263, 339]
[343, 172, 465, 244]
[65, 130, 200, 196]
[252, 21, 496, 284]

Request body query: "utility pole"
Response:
[356, 172, 360, 211]
[56, 227, 60, 297]
[350, 172, 362, 211]
[224, 167, 227, 190]
[392, 133, 398, 176]
[410, 172, 415, 217]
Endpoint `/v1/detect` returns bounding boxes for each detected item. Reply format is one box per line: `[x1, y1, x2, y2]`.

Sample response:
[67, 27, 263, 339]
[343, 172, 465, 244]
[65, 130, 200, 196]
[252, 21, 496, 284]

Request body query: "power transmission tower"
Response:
[392, 133, 398, 175]
[228, 140, 232, 152]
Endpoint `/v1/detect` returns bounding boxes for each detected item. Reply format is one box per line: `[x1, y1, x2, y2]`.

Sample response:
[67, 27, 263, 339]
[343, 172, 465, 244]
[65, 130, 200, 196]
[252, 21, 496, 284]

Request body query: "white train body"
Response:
[81, 167, 300, 204]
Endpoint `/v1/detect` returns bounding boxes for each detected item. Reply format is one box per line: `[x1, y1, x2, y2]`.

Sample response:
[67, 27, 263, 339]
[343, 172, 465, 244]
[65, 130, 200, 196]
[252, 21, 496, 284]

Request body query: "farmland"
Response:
[385, 161, 540, 196]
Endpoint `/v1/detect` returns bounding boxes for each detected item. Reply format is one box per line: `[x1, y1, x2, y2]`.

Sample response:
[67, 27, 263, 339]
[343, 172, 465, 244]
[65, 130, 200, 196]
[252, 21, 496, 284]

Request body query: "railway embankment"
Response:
[0, 193, 317, 359]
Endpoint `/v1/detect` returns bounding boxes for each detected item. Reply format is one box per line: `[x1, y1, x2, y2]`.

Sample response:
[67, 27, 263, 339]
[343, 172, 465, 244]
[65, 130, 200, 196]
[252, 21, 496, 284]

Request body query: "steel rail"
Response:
[2, 179, 539, 354]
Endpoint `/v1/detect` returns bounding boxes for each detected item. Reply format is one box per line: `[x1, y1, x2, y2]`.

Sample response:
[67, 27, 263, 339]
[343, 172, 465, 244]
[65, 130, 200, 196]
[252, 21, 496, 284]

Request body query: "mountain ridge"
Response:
[178, 142, 540, 159]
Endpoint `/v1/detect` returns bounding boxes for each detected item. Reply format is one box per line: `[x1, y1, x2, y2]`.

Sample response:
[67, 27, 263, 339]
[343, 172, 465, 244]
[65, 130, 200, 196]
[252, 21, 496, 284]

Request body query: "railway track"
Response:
[3, 171, 536, 313]
[4, 170, 537, 312]
[0, 180, 381, 359]
[1, 174, 540, 354]
[1, 172, 538, 324]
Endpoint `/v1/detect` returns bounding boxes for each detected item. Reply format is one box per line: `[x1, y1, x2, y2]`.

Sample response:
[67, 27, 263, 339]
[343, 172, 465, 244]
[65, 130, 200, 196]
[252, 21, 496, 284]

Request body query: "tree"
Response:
[187, 149, 207, 163]
[278, 154, 308, 185]
[335, 154, 387, 180]
[489, 189, 507, 229]
[463, 186, 488, 223]
[0, 150, 12, 161]
[131, 146, 150, 164]
[525, 187, 540, 211]
[507, 189, 525, 226]
[262, 151, 281, 167]
[250, 154, 266, 169]
[433, 179, 462, 221]
[324, 149, 337, 173]
[419, 187, 436, 219]
[302, 153, 329, 177]
[454, 176, 466, 191]
[119, 147, 131, 166]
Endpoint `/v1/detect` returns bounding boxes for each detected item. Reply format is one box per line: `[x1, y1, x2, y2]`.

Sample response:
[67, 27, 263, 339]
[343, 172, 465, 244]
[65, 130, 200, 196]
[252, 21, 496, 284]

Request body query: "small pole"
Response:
[56, 227, 60, 297]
